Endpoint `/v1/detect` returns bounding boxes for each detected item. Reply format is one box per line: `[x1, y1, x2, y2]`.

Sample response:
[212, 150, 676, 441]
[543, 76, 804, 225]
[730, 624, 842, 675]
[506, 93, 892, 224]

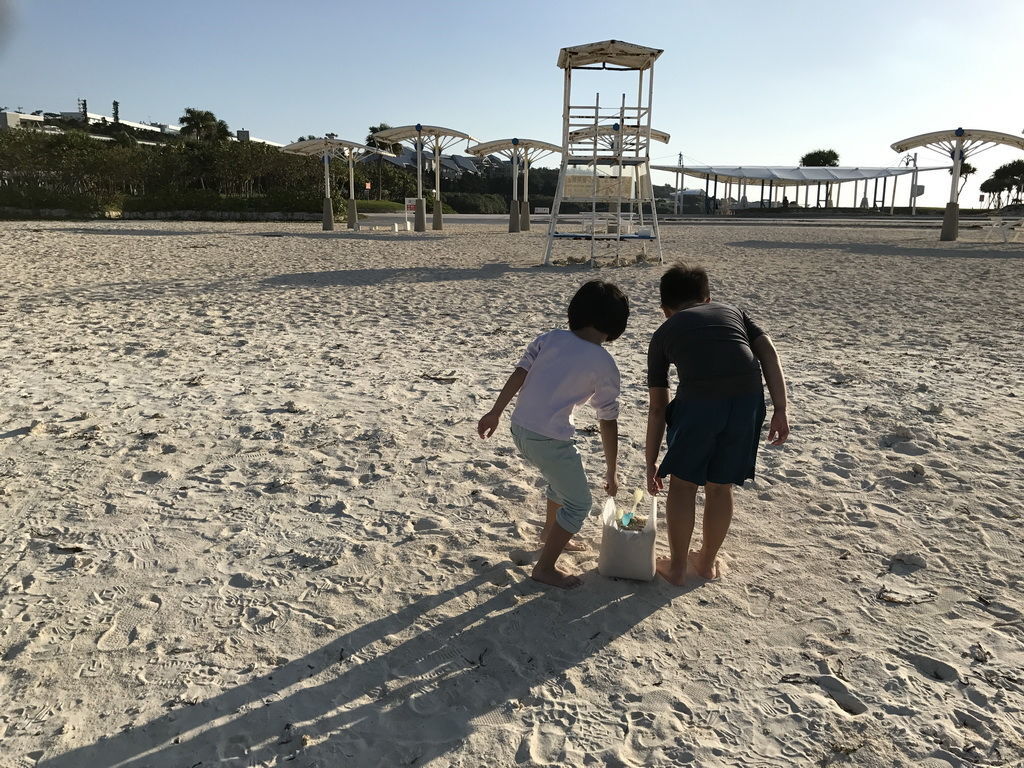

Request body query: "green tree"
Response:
[178, 108, 231, 143]
[799, 149, 840, 207]
[992, 159, 1024, 203]
[950, 161, 976, 196]
[979, 176, 1009, 208]
[799, 149, 839, 167]
[366, 123, 404, 200]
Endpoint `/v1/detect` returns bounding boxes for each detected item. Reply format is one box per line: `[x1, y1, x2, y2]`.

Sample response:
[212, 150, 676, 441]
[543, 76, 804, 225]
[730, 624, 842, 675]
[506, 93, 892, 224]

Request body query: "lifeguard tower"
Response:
[544, 40, 664, 266]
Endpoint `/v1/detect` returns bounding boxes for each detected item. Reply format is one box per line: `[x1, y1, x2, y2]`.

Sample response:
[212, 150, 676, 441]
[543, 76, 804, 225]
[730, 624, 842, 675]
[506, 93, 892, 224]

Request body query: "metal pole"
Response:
[890, 175, 897, 216]
[509, 144, 520, 233]
[322, 151, 334, 231]
[520, 151, 531, 231]
[432, 140, 443, 230]
[347, 151, 358, 230]
[414, 129, 426, 232]
[940, 135, 964, 240]
[911, 153, 918, 216]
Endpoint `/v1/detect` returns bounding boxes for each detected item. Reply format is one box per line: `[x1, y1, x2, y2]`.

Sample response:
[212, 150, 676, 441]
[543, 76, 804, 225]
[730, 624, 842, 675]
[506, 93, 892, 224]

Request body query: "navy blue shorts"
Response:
[658, 392, 767, 486]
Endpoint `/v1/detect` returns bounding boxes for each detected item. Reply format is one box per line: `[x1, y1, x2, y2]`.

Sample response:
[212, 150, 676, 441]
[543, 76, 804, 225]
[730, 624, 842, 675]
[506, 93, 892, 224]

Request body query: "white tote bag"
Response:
[597, 496, 658, 581]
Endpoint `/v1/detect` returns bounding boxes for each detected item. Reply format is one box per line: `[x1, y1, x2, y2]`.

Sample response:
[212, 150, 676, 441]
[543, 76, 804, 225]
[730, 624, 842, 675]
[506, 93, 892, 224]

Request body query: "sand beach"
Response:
[0, 218, 1021, 767]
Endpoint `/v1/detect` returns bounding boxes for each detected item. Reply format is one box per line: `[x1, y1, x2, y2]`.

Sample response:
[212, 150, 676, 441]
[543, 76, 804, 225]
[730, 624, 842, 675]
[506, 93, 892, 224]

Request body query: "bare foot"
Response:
[531, 564, 582, 589]
[688, 550, 721, 580]
[656, 557, 687, 586]
[539, 536, 588, 552]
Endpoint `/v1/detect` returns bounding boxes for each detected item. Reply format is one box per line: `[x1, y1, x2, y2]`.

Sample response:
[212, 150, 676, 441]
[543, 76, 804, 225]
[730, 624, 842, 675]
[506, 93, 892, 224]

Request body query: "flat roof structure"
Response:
[651, 165, 949, 185]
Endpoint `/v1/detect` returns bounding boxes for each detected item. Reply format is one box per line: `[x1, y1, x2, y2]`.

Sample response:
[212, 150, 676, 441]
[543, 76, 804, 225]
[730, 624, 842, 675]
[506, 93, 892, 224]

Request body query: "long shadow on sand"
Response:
[728, 239, 1024, 260]
[51, 227, 243, 237]
[39, 563, 689, 766]
[243, 231, 442, 242]
[263, 262, 580, 288]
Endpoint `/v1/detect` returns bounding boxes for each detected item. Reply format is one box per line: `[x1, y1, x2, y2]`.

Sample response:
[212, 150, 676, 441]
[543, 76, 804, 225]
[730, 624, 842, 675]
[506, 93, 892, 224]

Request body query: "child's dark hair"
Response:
[660, 263, 710, 309]
[568, 280, 630, 341]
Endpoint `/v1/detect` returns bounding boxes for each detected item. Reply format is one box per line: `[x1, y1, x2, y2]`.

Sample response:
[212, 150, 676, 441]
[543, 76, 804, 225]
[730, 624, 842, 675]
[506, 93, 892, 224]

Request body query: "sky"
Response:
[2, 0, 1022, 208]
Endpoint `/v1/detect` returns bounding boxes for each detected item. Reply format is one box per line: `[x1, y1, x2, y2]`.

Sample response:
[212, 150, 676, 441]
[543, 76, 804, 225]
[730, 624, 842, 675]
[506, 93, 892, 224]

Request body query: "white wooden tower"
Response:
[544, 40, 664, 266]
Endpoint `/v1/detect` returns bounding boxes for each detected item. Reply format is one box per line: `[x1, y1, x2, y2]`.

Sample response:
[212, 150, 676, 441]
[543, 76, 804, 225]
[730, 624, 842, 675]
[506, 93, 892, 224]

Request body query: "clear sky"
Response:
[2, 0, 1022, 207]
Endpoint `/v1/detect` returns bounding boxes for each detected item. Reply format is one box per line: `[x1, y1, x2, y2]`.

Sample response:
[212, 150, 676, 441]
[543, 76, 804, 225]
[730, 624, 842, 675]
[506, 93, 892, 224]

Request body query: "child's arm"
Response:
[477, 367, 527, 439]
[645, 387, 670, 493]
[752, 335, 790, 445]
[598, 419, 619, 496]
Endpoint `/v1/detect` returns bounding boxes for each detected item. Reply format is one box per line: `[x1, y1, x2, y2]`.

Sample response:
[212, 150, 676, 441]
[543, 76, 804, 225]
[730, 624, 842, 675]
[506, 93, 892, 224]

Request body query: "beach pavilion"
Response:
[891, 127, 1024, 240]
[466, 138, 562, 232]
[372, 124, 476, 232]
[281, 137, 394, 231]
[652, 164, 951, 215]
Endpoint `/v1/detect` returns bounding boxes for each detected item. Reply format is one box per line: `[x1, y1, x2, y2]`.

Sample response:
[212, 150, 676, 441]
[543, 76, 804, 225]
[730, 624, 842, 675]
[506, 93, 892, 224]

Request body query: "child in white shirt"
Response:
[477, 280, 629, 588]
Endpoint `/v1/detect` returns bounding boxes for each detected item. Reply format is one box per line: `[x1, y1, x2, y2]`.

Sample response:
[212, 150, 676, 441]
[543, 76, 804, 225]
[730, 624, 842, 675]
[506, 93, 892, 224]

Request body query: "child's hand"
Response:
[477, 410, 500, 439]
[604, 470, 618, 497]
[767, 410, 790, 445]
[646, 463, 664, 495]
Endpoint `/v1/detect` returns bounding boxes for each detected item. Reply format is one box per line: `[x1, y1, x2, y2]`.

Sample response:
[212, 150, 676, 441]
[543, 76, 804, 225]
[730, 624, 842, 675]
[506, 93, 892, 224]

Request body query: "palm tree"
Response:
[178, 108, 230, 143]
[366, 123, 403, 200]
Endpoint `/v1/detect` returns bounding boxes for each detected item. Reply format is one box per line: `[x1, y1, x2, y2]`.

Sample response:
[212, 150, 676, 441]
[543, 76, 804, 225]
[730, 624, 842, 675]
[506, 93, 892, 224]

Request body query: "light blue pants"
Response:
[510, 422, 592, 534]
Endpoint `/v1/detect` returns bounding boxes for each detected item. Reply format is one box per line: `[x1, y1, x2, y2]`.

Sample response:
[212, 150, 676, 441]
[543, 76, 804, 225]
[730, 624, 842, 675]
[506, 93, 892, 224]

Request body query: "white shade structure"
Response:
[467, 138, 562, 232]
[652, 164, 951, 214]
[569, 125, 671, 146]
[372, 124, 476, 231]
[281, 137, 394, 231]
[651, 165, 948, 185]
[891, 128, 1024, 241]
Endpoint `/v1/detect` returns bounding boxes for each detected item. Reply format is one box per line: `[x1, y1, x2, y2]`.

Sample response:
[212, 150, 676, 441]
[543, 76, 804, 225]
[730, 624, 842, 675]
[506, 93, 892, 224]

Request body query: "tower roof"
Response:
[557, 40, 663, 70]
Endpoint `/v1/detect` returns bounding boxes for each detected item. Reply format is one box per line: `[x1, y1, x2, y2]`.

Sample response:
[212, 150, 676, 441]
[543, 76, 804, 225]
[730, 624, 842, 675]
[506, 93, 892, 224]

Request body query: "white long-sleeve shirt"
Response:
[510, 330, 620, 440]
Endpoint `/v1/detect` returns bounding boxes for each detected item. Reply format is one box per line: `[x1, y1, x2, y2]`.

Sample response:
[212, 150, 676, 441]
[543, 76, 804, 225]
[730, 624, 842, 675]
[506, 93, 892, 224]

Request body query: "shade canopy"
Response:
[281, 137, 393, 158]
[557, 40, 663, 70]
[569, 125, 671, 144]
[651, 165, 950, 187]
[891, 128, 1024, 155]
[373, 124, 476, 150]
[467, 138, 562, 159]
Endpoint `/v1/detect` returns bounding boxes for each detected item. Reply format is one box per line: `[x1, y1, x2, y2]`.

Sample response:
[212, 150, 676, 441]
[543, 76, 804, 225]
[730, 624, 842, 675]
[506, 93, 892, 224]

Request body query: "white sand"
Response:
[0, 219, 1021, 767]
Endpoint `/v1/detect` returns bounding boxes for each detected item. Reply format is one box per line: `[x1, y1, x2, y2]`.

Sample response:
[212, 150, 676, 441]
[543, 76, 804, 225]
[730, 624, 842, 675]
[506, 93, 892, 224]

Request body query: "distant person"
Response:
[478, 281, 628, 589]
[644, 265, 790, 585]
[782, 195, 789, 209]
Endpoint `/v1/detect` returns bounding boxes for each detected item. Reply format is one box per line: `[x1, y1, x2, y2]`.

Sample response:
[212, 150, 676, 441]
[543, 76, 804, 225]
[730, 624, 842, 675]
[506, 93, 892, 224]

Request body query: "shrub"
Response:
[443, 192, 507, 214]
[355, 200, 404, 213]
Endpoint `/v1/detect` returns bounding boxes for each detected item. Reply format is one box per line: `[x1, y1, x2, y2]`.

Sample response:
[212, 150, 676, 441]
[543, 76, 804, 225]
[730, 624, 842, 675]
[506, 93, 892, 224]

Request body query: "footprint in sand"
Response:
[905, 653, 960, 683]
[816, 675, 868, 715]
[97, 596, 161, 652]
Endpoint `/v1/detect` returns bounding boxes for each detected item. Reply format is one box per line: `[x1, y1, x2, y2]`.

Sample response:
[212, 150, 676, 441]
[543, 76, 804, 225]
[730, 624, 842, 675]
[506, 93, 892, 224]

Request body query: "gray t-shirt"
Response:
[647, 301, 765, 397]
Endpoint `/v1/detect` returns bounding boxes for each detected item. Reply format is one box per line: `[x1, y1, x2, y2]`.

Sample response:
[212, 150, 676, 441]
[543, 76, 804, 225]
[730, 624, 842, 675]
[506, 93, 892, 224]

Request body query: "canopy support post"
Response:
[521, 154, 531, 230]
[322, 151, 334, 231]
[347, 151, 358, 230]
[432, 142, 443, 230]
[414, 134, 426, 232]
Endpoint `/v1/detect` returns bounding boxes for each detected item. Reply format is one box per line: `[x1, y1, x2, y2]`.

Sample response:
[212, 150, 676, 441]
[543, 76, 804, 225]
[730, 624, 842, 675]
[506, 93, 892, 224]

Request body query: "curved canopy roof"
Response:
[891, 128, 1024, 156]
[467, 138, 562, 158]
[652, 165, 950, 186]
[281, 137, 393, 158]
[373, 125, 477, 150]
[557, 40, 663, 70]
[569, 125, 671, 144]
